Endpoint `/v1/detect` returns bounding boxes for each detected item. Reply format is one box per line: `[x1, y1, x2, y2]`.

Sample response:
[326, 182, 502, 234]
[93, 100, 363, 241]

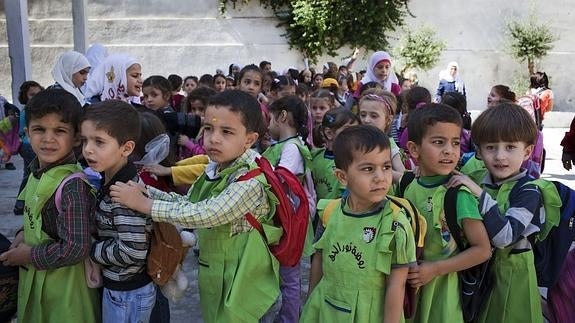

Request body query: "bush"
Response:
[393, 25, 446, 76]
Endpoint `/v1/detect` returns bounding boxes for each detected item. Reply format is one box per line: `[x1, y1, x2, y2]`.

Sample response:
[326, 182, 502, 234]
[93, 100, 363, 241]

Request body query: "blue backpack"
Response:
[511, 178, 575, 288]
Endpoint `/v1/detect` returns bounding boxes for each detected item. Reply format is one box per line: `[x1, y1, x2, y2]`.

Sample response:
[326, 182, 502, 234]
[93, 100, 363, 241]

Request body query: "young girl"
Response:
[312, 73, 324, 91]
[336, 75, 350, 107]
[213, 74, 227, 93]
[529, 71, 554, 119]
[310, 90, 337, 147]
[310, 107, 360, 200]
[487, 85, 516, 108]
[84, 54, 143, 103]
[262, 95, 314, 323]
[355, 51, 401, 97]
[237, 64, 271, 150]
[49, 51, 91, 106]
[357, 89, 406, 182]
[268, 75, 296, 103]
[398, 86, 432, 150]
[183, 76, 198, 95]
[178, 87, 217, 159]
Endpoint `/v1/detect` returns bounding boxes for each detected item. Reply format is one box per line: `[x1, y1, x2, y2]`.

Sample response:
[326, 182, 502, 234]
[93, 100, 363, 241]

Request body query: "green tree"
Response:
[505, 12, 557, 75]
[220, 0, 412, 63]
[393, 25, 446, 76]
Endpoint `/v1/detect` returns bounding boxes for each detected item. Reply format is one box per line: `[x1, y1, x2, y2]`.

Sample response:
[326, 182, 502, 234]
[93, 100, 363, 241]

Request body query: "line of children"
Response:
[401, 103, 492, 322]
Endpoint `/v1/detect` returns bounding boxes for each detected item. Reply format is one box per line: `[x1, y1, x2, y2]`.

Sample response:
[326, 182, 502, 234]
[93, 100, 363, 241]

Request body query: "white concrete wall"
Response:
[1, 0, 574, 115]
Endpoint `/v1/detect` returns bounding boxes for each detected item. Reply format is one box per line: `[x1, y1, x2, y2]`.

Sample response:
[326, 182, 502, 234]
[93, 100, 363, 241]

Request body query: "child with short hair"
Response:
[0, 89, 100, 322]
[81, 101, 156, 323]
[402, 104, 491, 323]
[110, 90, 281, 322]
[446, 103, 544, 323]
[302, 125, 416, 323]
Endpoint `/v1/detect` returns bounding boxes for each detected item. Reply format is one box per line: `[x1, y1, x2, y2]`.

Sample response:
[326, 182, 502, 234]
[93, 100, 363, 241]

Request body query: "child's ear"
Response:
[475, 148, 483, 160]
[244, 131, 259, 149]
[406, 141, 419, 160]
[121, 140, 136, 157]
[334, 168, 348, 186]
[523, 144, 535, 161]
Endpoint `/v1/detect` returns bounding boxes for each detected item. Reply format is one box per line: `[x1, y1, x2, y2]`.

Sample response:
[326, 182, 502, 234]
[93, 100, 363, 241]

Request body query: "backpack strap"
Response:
[444, 185, 466, 251]
[388, 195, 424, 248]
[236, 168, 267, 240]
[398, 171, 416, 197]
[55, 172, 88, 214]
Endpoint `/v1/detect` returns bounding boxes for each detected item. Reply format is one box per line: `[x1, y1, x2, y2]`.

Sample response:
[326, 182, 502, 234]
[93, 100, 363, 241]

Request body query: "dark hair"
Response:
[270, 75, 295, 93]
[207, 90, 266, 137]
[82, 100, 141, 145]
[407, 103, 462, 144]
[198, 74, 214, 88]
[491, 84, 516, 102]
[213, 73, 226, 85]
[182, 87, 217, 114]
[298, 69, 312, 85]
[359, 81, 383, 96]
[167, 74, 183, 92]
[333, 125, 391, 171]
[530, 72, 550, 89]
[238, 64, 263, 83]
[268, 95, 309, 143]
[324, 62, 338, 79]
[471, 102, 538, 146]
[25, 89, 82, 133]
[296, 83, 310, 97]
[143, 75, 172, 100]
[313, 107, 360, 147]
[441, 91, 471, 130]
[310, 89, 335, 107]
[134, 111, 177, 167]
[184, 75, 198, 85]
[405, 86, 432, 113]
[18, 81, 44, 105]
[259, 61, 271, 70]
[287, 68, 299, 81]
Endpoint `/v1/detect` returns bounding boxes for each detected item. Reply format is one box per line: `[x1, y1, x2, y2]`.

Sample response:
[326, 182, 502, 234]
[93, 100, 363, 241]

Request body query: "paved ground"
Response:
[0, 127, 571, 322]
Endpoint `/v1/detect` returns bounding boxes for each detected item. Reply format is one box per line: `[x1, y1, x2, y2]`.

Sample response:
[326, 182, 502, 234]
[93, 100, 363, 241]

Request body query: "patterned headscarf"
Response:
[84, 54, 139, 102]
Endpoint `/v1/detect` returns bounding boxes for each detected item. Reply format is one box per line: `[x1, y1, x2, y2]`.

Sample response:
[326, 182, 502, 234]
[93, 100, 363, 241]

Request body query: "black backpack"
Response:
[444, 186, 495, 323]
[0, 233, 18, 322]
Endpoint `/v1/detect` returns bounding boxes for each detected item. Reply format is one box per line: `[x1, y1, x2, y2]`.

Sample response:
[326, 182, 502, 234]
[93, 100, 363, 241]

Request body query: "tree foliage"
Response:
[220, 0, 412, 63]
[505, 12, 557, 75]
[393, 25, 446, 76]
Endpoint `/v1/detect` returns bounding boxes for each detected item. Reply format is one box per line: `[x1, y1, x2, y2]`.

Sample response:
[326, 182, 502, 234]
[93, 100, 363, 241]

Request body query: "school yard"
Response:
[0, 124, 572, 322]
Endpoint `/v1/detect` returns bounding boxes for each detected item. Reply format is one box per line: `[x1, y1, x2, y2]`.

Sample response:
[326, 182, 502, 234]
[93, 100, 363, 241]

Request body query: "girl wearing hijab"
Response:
[435, 61, 466, 102]
[84, 54, 142, 104]
[356, 51, 401, 97]
[50, 51, 91, 106]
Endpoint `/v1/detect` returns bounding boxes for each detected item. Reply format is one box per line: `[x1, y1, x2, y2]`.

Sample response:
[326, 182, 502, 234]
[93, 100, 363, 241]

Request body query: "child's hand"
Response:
[143, 164, 172, 177]
[109, 181, 152, 215]
[178, 135, 191, 146]
[562, 152, 574, 171]
[0, 243, 32, 266]
[408, 261, 438, 288]
[446, 170, 483, 197]
[10, 231, 24, 249]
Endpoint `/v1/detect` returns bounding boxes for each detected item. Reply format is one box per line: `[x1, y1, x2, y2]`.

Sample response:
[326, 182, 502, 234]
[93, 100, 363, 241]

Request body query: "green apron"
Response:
[301, 199, 415, 322]
[190, 163, 281, 323]
[17, 164, 100, 323]
[477, 182, 543, 323]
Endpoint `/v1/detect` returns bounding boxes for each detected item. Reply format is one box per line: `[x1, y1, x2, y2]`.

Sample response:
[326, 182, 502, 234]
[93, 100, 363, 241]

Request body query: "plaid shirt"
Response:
[149, 149, 271, 235]
[29, 152, 96, 270]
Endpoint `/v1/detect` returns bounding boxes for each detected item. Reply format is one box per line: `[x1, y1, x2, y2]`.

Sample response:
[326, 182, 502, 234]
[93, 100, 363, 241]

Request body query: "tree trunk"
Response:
[528, 58, 535, 75]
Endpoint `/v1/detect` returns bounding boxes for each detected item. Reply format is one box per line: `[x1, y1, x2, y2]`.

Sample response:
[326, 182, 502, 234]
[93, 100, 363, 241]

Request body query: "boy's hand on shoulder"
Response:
[0, 243, 32, 266]
[446, 170, 483, 197]
[407, 261, 438, 288]
[110, 180, 153, 215]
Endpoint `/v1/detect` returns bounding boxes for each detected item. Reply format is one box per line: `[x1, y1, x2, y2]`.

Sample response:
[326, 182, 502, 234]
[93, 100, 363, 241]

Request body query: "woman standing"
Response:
[435, 61, 466, 102]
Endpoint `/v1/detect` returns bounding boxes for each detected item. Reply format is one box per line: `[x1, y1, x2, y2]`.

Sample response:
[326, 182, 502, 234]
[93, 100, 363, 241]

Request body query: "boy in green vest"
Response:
[0, 89, 100, 323]
[110, 90, 281, 323]
[81, 101, 156, 323]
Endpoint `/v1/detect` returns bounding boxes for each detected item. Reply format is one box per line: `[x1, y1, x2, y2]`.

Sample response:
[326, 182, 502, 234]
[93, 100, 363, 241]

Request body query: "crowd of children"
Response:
[0, 45, 569, 323]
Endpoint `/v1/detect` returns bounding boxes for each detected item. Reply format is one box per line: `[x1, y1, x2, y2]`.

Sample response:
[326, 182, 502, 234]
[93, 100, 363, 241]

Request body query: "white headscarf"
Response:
[85, 43, 108, 73]
[439, 61, 465, 93]
[84, 54, 138, 102]
[361, 51, 399, 92]
[51, 51, 90, 105]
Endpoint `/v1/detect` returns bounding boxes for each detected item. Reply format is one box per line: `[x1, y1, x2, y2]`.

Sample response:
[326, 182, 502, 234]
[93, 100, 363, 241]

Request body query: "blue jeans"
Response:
[102, 282, 156, 323]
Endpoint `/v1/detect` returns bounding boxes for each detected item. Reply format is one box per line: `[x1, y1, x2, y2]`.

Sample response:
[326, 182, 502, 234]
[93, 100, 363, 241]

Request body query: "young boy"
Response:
[110, 90, 281, 323]
[0, 89, 100, 322]
[81, 101, 156, 323]
[301, 125, 416, 323]
[402, 103, 491, 323]
[447, 102, 544, 323]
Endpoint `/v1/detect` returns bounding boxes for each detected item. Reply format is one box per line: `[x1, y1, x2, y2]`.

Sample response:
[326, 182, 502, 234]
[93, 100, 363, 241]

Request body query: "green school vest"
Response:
[189, 162, 281, 323]
[310, 148, 344, 200]
[17, 164, 99, 323]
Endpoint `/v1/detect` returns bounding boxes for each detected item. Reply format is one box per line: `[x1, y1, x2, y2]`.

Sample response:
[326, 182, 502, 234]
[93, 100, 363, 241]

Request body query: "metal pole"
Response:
[4, 0, 32, 108]
[72, 0, 87, 54]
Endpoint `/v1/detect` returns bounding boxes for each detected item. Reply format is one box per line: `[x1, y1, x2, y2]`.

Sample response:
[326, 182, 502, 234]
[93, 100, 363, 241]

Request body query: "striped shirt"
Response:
[479, 171, 543, 250]
[149, 149, 271, 235]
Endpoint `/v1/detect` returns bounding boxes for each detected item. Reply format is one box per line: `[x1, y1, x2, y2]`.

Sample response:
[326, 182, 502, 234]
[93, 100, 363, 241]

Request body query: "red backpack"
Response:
[237, 157, 309, 267]
[517, 94, 542, 129]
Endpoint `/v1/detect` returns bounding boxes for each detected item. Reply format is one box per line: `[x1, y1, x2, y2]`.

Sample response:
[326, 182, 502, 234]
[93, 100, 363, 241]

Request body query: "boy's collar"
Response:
[99, 162, 138, 196]
[31, 152, 77, 178]
[205, 149, 259, 178]
[482, 169, 528, 187]
[417, 174, 450, 187]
